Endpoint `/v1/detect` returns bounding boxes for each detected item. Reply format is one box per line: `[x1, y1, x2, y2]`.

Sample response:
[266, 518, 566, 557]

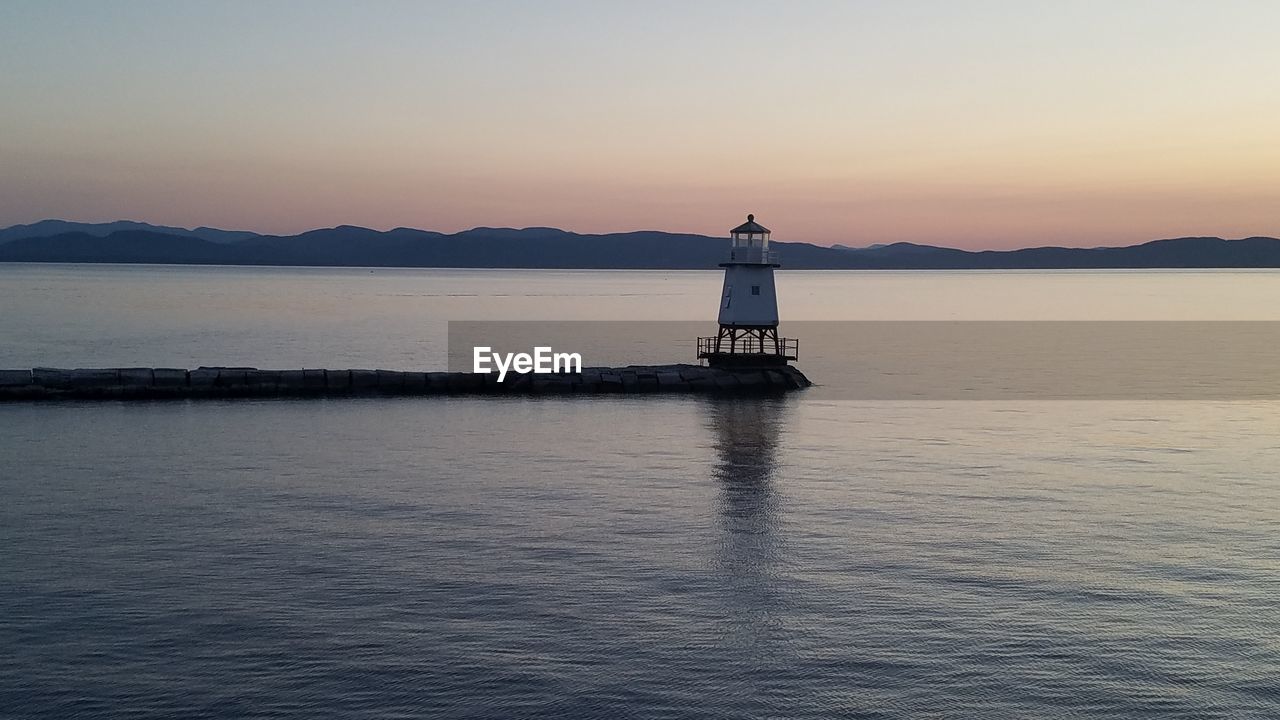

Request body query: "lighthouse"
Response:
[697, 214, 798, 367]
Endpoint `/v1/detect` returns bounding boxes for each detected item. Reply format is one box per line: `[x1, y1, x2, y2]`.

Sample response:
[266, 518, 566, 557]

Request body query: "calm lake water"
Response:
[3, 264, 1280, 718]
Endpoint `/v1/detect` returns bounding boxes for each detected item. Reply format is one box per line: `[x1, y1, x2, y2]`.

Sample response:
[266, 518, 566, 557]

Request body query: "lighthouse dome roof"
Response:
[731, 214, 770, 234]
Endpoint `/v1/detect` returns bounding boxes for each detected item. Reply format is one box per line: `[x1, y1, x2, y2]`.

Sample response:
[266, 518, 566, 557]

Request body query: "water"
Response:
[3, 264, 1280, 718]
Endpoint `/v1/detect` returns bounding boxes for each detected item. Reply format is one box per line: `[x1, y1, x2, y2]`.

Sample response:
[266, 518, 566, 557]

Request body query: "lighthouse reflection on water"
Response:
[706, 396, 791, 621]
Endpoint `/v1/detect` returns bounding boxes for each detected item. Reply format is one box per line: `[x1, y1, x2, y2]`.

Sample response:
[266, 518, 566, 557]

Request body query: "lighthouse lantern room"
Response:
[697, 214, 798, 367]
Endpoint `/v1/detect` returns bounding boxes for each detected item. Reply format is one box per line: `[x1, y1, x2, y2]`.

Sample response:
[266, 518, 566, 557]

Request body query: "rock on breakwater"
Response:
[0, 364, 810, 401]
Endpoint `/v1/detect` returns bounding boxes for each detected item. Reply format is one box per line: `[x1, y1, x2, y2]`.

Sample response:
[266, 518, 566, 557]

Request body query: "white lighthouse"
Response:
[697, 214, 797, 367]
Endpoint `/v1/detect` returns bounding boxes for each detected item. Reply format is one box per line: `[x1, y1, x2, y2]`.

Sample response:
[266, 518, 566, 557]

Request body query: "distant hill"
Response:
[0, 219, 259, 244]
[1, 221, 1279, 269]
[0, 230, 231, 264]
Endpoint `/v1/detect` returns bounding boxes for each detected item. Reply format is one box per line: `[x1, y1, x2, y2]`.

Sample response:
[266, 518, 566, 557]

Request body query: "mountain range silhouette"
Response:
[2, 220, 1279, 269]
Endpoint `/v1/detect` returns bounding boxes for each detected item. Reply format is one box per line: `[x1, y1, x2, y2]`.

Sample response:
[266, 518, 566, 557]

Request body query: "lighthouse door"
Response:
[721, 285, 732, 309]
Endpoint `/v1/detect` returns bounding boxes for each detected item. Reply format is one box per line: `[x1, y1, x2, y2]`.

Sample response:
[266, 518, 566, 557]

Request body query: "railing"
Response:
[697, 336, 798, 358]
[725, 248, 779, 265]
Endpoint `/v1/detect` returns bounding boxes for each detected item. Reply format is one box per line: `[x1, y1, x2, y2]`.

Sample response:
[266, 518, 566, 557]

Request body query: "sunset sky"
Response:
[2, 1, 1278, 249]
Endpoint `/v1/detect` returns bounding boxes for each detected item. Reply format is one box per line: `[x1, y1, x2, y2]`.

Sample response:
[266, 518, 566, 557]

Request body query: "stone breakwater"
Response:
[0, 364, 810, 401]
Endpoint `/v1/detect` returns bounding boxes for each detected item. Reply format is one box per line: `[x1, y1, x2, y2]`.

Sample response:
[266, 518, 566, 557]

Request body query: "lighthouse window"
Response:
[751, 285, 761, 295]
